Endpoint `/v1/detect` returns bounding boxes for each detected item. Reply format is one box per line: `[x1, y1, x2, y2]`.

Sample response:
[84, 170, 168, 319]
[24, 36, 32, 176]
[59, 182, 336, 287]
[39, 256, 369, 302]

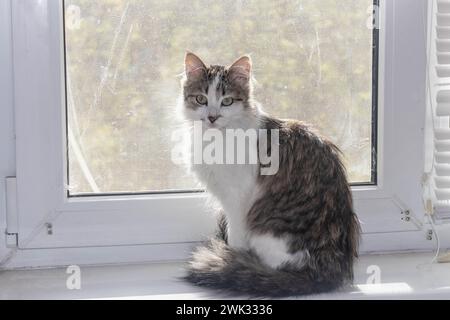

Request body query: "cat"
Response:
[180, 52, 360, 297]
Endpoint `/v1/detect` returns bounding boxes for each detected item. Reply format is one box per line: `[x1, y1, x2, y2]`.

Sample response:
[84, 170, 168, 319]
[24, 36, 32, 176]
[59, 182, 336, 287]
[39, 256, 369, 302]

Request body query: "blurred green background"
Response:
[65, 0, 374, 195]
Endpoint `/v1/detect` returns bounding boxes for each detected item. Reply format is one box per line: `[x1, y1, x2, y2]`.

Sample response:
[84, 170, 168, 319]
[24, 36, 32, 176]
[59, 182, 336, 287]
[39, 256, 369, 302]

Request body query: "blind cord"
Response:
[422, 0, 442, 266]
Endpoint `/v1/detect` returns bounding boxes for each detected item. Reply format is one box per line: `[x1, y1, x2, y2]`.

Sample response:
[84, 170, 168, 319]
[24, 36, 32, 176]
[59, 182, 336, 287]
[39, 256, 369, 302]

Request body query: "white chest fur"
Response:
[186, 107, 264, 249]
[192, 153, 260, 249]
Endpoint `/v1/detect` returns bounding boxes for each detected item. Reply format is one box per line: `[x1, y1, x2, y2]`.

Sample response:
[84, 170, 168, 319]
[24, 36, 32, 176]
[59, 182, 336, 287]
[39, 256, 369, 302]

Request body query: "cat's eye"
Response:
[196, 95, 208, 105]
[221, 97, 234, 107]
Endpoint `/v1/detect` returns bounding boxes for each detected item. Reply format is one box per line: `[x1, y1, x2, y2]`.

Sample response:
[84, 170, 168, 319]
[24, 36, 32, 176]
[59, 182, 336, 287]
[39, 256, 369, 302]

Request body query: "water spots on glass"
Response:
[64, 0, 374, 195]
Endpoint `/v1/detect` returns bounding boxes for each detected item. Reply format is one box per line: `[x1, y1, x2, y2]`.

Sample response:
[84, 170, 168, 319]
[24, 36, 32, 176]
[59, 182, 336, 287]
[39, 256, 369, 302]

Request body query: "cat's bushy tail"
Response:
[184, 239, 350, 298]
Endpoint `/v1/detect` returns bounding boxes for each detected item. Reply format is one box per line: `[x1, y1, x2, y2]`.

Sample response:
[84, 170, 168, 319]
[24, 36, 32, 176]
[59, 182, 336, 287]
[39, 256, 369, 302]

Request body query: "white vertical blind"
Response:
[426, 0, 450, 220]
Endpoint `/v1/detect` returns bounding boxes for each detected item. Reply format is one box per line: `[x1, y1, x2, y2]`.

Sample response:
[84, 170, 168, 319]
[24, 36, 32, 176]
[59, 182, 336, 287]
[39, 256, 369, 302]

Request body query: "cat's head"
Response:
[181, 52, 255, 129]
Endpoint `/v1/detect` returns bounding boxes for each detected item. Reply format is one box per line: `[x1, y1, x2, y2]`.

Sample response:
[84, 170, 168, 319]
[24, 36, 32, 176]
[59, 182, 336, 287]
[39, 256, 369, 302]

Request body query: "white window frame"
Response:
[1, 0, 447, 269]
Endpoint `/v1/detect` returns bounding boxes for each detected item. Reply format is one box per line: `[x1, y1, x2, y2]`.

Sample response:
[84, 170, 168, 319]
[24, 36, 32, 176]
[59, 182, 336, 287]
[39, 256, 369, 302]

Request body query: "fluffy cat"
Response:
[180, 52, 360, 297]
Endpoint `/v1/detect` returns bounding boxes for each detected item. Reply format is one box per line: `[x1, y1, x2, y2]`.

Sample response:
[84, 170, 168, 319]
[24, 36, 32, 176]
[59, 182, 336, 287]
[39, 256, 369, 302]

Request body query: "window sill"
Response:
[1, 252, 450, 300]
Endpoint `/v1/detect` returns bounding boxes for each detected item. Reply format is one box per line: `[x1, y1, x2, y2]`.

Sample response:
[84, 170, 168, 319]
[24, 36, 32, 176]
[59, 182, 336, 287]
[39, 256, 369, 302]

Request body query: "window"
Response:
[64, 0, 378, 196]
[4, 0, 435, 268]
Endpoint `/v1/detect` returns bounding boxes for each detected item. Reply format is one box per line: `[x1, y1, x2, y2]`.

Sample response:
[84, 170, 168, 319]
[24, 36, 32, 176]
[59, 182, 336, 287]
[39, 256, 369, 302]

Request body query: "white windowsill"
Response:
[1, 252, 450, 300]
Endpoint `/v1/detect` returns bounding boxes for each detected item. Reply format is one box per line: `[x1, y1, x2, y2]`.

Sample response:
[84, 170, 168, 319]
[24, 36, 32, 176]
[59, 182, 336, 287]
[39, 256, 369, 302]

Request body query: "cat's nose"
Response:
[208, 116, 219, 124]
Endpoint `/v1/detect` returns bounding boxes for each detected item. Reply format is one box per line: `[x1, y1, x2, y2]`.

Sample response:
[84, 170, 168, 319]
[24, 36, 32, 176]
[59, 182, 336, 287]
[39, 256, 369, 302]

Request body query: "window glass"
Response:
[64, 0, 376, 195]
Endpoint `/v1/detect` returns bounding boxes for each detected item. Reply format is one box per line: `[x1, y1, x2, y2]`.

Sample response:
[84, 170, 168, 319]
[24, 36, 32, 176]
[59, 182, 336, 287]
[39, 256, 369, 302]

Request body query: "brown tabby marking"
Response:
[183, 53, 360, 297]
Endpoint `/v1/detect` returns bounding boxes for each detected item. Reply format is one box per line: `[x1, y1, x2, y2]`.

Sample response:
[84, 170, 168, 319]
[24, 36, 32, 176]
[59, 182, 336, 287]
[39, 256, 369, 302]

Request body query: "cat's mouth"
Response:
[204, 122, 220, 129]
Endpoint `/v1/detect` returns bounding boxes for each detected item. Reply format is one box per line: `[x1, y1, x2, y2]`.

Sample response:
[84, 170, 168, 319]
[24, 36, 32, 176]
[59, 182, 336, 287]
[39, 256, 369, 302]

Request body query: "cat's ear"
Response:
[228, 55, 252, 83]
[185, 52, 207, 80]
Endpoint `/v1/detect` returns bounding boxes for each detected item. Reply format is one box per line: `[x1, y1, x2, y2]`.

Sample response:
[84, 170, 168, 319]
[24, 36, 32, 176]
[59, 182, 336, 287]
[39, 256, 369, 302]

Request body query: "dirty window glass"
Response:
[64, 0, 377, 196]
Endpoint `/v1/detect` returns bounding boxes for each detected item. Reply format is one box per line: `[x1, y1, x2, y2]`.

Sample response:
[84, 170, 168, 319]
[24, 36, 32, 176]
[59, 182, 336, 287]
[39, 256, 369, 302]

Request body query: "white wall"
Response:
[0, 0, 16, 260]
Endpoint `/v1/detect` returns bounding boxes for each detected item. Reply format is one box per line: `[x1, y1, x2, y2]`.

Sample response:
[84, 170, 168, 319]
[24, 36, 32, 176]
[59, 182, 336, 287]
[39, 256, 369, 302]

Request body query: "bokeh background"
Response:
[65, 0, 374, 195]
